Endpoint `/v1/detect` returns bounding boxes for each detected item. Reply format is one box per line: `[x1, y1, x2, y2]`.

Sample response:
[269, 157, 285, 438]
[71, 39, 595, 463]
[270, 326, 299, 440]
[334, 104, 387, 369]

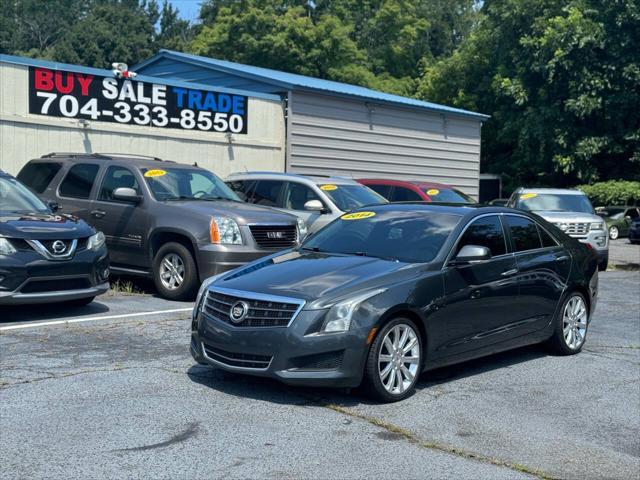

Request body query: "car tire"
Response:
[362, 317, 422, 403]
[66, 296, 95, 306]
[598, 257, 608, 271]
[545, 291, 589, 355]
[609, 226, 619, 240]
[153, 242, 198, 301]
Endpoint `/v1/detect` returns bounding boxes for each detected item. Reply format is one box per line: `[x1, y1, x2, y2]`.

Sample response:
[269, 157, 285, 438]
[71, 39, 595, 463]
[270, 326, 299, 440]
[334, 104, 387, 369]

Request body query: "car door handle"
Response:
[91, 209, 106, 218]
[555, 255, 570, 262]
[501, 268, 519, 277]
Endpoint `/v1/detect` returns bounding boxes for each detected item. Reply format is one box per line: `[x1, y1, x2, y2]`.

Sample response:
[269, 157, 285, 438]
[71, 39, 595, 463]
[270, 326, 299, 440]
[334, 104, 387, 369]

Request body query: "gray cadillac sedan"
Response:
[191, 203, 599, 402]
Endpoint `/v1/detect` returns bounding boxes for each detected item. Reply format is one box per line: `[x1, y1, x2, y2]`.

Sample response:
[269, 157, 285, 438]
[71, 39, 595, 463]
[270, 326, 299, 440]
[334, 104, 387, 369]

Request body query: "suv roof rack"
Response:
[40, 152, 168, 162]
[41, 152, 110, 159]
[97, 153, 165, 162]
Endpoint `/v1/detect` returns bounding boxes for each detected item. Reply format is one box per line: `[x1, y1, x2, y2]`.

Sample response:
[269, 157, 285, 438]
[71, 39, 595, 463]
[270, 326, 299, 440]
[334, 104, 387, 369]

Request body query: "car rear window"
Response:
[17, 162, 61, 194]
[59, 163, 100, 199]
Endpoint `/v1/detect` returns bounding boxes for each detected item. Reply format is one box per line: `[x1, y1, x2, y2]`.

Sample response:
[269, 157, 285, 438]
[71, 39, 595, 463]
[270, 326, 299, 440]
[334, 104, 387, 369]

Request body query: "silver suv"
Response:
[508, 188, 609, 270]
[225, 172, 387, 234]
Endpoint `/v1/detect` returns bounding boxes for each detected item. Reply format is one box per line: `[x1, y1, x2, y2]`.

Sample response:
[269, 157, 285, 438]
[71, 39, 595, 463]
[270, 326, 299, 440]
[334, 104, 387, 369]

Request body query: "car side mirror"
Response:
[112, 187, 141, 203]
[625, 215, 632, 220]
[47, 200, 59, 212]
[452, 245, 492, 264]
[304, 199, 325, 212]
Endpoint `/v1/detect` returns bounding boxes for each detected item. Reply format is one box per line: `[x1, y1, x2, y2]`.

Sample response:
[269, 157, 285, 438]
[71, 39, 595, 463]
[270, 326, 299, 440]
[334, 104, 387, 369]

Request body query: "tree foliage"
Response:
[419, 0, 640, 191]
[578, 180, 640, 207]
[0, 0, 193, 67]
[1, 0, 637, 189]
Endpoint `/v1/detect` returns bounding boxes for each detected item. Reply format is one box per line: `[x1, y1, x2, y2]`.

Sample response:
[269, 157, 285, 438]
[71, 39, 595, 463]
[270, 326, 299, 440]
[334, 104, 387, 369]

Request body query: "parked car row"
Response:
[3, 152, 608, 403]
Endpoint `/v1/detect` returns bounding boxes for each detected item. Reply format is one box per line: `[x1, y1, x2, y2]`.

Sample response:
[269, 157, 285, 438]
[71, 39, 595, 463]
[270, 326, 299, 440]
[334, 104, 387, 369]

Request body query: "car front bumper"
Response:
[190, 308, 369, 388]
[629, 225, 640, 242]
[0, 247, 110, 305]
[195, 244, 289, 282]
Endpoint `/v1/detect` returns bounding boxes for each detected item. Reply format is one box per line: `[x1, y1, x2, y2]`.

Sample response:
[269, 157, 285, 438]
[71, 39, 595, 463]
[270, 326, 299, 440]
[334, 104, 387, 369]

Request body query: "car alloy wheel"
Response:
[609, 226, 619, 240]
[563, 295, 588, 350]
[159, 252, 185, 290]
[378, 324, 421, 395]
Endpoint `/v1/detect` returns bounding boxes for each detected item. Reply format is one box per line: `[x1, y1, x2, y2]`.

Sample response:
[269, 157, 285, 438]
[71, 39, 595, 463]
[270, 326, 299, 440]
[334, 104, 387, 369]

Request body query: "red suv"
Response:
[357, 179, 476, 204]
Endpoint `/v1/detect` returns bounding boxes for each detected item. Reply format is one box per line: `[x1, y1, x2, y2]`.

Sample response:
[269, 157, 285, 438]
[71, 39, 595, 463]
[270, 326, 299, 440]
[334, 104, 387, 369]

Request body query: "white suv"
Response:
[225, 172, 387, 234]
[508, 188, 609, 270]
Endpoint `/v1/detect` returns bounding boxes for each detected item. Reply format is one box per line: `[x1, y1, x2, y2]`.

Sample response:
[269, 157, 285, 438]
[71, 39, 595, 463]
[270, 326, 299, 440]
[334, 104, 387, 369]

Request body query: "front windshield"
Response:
[516, 193, 594, 214]
[302, 209, 461, 263]
[423, 188, 475, 204]
[319, 184, 387, 212]
[141, 167, 241, 202]
[0, 176, 49, 214]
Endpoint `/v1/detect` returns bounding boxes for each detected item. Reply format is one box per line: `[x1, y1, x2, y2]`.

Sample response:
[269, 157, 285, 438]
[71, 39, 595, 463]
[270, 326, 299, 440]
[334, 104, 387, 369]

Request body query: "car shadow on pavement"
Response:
[185, 344, 548, 407]
[0, 300, 111, 323]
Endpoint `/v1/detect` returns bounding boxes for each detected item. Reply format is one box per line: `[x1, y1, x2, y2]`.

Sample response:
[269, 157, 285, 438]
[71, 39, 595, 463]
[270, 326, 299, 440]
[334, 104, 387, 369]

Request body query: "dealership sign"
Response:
[28, 67, 248, 134]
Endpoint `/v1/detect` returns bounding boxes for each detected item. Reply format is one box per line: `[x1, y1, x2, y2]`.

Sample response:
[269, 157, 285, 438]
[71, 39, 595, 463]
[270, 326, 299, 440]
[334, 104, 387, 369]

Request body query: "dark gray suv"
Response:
[17, 153, 303, 300]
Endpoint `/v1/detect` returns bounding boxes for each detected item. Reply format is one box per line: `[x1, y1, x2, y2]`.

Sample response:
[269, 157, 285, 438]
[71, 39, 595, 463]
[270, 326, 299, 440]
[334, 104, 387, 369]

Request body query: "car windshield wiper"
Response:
[300, 246, 328, 253]
[348, 251, 399, 262]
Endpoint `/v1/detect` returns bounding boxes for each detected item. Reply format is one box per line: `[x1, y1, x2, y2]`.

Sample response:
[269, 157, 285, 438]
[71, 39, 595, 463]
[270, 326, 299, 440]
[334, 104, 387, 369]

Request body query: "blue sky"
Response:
[167, 0, 201, 22]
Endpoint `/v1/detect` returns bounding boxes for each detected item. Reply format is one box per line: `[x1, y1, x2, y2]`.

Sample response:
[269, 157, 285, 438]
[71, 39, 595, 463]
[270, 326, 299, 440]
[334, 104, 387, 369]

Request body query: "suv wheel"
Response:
[153, 242, 198, 300]
[363, 317, 422, 402]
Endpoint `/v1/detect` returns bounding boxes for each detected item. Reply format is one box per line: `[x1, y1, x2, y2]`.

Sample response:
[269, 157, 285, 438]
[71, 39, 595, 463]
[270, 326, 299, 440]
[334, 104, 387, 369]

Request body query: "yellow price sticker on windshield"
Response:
[342, 211, 376, 220]
[320, 184, 338, 191]
[144, 169, 167, 178]
[520, 193, 537, 200]
[426, 189, 440, 196]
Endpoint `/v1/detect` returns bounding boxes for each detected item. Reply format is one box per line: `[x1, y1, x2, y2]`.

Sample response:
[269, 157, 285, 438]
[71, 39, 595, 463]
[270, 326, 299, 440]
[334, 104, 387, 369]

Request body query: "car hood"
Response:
[161, 200, 297, 226]
[214, 250, 412, 303]
[0, 213, 94, 239]
[532, 210, 601, 223]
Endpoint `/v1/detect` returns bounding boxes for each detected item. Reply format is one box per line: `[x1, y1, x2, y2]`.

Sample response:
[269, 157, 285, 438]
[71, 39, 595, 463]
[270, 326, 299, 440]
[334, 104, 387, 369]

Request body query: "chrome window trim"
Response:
[26, 239, 78, 261]
[205, 286, 306, 328]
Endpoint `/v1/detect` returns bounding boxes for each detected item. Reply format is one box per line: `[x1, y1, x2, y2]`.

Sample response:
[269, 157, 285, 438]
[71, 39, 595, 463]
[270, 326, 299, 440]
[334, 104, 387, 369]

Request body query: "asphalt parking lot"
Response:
[1, 270, 638, 480]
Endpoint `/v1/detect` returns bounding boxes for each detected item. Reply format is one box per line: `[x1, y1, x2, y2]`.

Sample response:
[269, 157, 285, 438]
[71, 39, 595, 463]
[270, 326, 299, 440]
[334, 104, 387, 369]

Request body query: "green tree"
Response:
[419, 0, 640, 190]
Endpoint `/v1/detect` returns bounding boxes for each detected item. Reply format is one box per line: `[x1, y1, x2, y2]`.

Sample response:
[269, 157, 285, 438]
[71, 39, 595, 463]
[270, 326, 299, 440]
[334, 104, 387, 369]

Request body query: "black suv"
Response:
[0, 171, 109, 305]
[17, 153, 302, 300]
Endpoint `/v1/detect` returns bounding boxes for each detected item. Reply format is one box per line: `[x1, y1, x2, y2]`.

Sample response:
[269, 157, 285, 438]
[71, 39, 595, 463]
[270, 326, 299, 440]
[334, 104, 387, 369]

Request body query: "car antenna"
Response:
[194, 161, 198, 167]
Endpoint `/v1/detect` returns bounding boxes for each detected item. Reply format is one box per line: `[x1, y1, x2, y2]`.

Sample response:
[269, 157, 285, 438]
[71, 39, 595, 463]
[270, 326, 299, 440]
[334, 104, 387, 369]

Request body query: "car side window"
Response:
[538, 225, 558, 248]
[627, 208, 639, 219]
[59, 163, 100, 199]
[506, 216, 543, 252]
[284, 182, 323, 211]
[98, 166, 140, 202]
[17, 162, 62, 194]
[226, 180, 255, 202]
[391, 186, 422, 202]
[456, 215, 506, 257]
[251, 180, 284, 207]
[367, 184, 392, 199]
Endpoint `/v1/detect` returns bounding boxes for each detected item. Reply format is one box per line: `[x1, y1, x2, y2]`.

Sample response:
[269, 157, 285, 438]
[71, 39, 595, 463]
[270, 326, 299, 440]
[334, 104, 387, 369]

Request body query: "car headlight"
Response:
[87, 231, 106, 251]
[193, 273, 223, 322]
[320, 288, 386, 333]
[210, 216, 242, 245]
[590, 222, 604, 230]
[296, 217, 307, 241]
[0, 238, 17, 255]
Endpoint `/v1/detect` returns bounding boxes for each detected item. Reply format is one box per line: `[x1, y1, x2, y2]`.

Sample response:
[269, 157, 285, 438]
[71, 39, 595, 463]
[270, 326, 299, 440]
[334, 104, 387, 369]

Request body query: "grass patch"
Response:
[108, 279, 144, 296]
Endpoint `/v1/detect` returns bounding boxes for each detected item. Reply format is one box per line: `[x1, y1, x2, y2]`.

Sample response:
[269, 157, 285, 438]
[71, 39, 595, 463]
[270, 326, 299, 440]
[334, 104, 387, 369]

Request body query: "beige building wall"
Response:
[0, 62, 286, 176]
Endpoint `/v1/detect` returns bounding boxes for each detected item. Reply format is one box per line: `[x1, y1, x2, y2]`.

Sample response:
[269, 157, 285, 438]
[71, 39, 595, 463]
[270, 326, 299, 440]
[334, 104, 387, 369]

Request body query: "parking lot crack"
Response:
[113, 422, 199, 452]
[318, 401, 556, 480]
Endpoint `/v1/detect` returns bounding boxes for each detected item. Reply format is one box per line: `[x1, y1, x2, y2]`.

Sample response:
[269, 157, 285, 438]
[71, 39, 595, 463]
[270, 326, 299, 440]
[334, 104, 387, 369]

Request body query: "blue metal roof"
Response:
[135, 50, 489, 120]
[0, 53, 281, 101]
